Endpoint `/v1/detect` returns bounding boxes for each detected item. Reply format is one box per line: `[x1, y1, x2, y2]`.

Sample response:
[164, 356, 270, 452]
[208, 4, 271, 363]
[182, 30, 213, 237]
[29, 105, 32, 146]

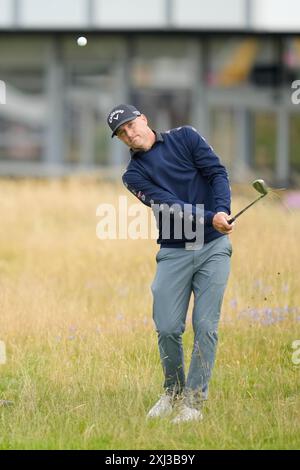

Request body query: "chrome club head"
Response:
[252, 179, 269, 196]
[228, 178, 269, 224]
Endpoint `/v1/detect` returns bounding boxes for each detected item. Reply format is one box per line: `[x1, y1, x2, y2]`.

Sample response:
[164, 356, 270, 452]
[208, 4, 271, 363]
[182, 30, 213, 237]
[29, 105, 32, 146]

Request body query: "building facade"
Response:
[0, 0, 300, 186]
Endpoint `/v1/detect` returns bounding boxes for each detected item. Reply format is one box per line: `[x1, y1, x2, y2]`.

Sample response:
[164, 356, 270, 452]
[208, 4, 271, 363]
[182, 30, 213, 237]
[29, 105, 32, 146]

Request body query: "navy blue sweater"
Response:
[122, 126, 231, 247]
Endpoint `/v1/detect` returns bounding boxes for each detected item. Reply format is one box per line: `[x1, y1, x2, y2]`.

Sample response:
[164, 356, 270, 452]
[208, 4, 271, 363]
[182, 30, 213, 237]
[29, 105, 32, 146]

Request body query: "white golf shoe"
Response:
[147, 394, 173, 419]
[171, 404, 203, 424]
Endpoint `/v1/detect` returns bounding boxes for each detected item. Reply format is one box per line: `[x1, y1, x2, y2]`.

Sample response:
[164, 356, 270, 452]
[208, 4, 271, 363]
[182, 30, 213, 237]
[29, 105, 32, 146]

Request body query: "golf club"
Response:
[228, 179, 269, 224]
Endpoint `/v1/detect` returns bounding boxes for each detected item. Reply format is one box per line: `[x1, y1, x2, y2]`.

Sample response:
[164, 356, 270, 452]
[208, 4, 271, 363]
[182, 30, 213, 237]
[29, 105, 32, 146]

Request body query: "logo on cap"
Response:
[108, 109, 124, 124]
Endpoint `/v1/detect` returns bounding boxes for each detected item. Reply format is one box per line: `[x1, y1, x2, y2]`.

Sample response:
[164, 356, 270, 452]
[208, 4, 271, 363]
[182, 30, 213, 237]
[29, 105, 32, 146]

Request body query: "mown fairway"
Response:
[0, 178, 299, 449]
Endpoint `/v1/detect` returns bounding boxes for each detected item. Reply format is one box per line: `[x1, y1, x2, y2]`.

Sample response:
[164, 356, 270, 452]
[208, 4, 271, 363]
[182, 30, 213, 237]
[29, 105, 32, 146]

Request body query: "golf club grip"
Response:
[228, 217, 235, 224]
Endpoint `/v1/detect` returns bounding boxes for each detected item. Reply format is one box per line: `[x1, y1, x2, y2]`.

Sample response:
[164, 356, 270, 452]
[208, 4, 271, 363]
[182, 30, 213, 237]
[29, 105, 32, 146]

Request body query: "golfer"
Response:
[107, 104, 234, 423]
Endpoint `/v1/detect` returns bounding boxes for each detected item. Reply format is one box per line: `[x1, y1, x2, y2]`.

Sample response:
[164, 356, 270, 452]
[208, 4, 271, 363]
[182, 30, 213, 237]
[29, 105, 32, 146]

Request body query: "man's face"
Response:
[116, 115, 149, 149]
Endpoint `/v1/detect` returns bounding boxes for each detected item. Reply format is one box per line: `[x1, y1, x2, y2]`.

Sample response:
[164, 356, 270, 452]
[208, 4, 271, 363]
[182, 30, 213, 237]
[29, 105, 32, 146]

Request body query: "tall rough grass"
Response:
[0, 178, 299, 449]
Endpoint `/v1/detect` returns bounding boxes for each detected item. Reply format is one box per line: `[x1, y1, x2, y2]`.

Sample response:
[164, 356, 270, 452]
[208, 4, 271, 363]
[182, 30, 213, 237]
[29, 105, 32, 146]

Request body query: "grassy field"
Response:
[0, 177, 299, 450]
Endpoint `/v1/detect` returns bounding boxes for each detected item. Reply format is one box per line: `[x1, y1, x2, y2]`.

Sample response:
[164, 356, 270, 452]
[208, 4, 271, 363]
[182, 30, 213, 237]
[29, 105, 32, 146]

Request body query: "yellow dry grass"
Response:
[0, 178, 299, 449]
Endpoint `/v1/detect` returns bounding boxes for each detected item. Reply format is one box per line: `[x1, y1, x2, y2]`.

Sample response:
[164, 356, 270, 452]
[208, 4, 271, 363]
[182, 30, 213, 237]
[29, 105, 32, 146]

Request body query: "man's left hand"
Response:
[212, 212, 234, 234]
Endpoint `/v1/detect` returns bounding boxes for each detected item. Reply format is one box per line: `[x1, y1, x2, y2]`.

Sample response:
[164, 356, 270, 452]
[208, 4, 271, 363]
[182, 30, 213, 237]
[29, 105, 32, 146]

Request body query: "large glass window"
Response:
[207, 37, 283, 88]
[64, 64, 112, 166]
[252, 112, 276, 177]
[0, 68, 44, 162]
[210, 107, 235, 169]
[130, 38, 194, 130]
[131, 89, 190, 131]
[283, 37, 300, 81]
[0, 38, 47, 162]
[63, 36, 124, 166]
[290, 114, 300, 184]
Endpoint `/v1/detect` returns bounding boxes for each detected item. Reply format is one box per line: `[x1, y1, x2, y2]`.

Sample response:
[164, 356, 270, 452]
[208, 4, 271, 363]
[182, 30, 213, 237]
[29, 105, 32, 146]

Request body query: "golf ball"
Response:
[77, 36, 87, 47]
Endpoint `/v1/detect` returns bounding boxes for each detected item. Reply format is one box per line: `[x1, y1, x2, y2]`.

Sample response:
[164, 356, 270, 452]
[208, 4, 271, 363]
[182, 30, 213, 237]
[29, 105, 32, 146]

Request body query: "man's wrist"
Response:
[215, 208, 230, 215]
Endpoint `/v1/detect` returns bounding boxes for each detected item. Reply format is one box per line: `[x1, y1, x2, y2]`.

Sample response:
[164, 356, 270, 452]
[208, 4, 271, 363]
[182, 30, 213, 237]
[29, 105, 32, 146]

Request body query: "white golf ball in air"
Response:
[77, 36, 87, 47]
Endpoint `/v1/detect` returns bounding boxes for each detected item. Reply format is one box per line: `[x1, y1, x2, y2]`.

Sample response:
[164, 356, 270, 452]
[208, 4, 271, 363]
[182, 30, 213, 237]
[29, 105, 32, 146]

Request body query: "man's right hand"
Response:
[212, 212, 234, 234]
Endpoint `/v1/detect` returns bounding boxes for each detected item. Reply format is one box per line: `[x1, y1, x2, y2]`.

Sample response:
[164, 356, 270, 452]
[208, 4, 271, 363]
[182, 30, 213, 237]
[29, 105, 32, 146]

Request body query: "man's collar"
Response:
[130, 131, 164, 157]
[155, 131, 164, 143]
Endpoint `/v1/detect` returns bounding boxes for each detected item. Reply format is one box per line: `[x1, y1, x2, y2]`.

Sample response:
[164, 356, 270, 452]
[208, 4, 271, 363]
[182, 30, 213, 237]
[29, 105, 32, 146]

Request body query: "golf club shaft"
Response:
[228, 194, 265, 224]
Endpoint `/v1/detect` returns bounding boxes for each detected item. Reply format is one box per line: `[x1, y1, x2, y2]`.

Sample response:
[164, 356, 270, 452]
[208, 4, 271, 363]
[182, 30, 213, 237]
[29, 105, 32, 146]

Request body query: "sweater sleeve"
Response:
[122, 167, 216, 226]
[184, 126, 231, 215]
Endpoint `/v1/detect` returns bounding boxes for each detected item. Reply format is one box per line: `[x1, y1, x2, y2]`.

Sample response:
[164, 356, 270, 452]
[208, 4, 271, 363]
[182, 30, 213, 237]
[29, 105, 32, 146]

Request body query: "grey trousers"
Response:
[151, 235, 232, 406]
